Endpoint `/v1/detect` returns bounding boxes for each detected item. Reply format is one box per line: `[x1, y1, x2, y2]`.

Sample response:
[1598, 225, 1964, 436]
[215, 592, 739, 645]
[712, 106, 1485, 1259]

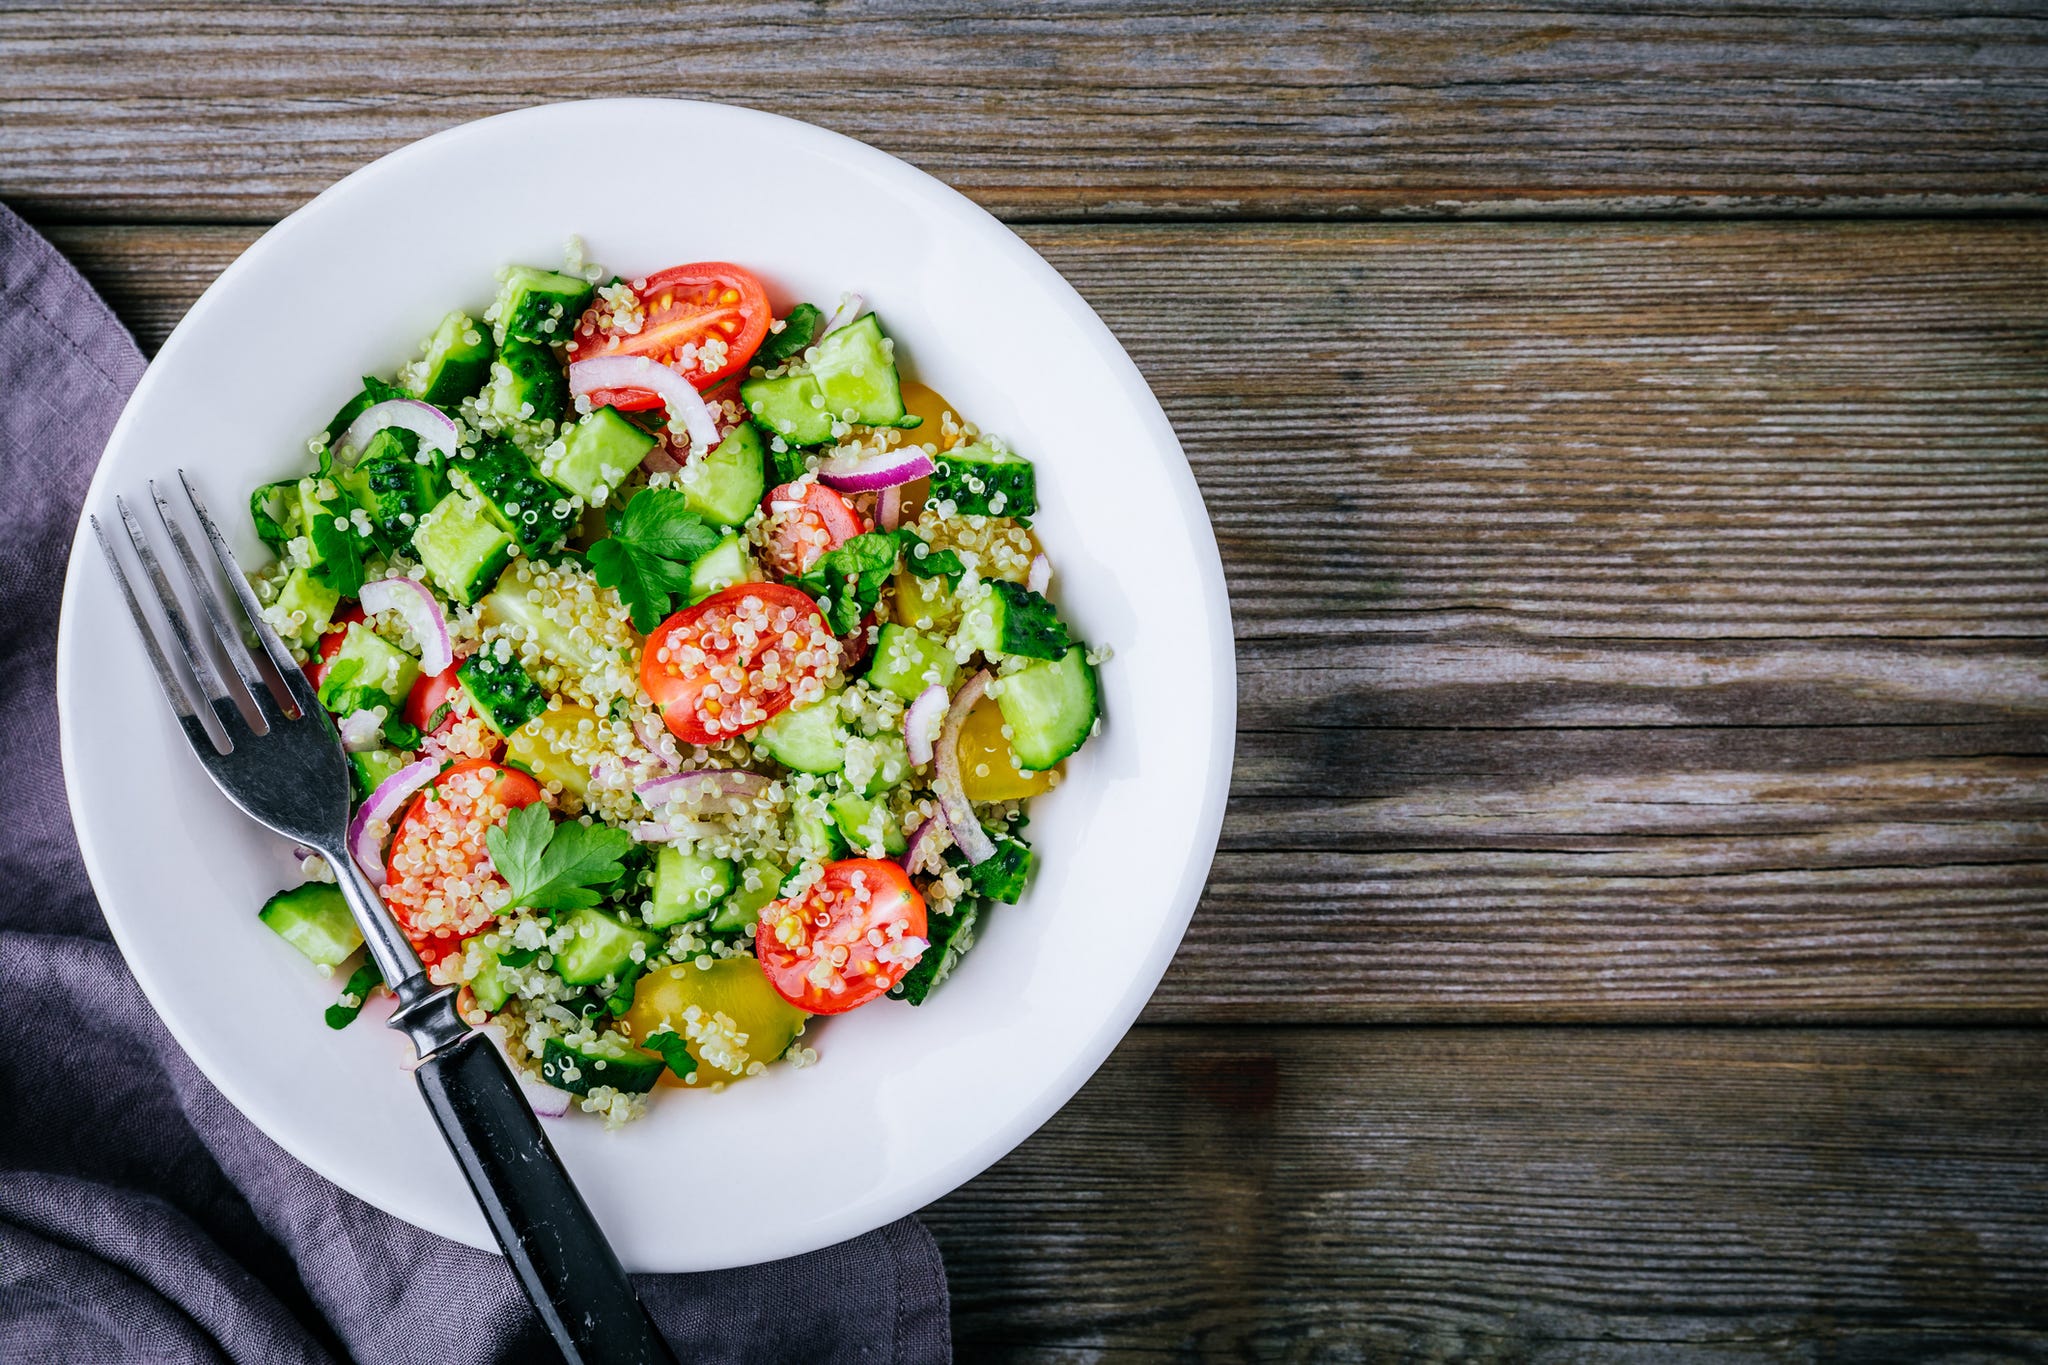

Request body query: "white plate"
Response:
[57, 99, 1233, 1272]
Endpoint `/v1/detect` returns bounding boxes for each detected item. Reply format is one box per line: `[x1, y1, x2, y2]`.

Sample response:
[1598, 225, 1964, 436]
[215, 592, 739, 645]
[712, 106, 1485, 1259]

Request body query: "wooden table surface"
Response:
[7, 4, 2045, 1358]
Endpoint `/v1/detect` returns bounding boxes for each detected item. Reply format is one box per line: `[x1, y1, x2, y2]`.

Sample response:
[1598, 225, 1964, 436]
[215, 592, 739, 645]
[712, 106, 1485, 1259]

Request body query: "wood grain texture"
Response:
[926, 1027, 2048, 1360]
[46, 220, 2048, 1021]
[5, 2, 2047, 224]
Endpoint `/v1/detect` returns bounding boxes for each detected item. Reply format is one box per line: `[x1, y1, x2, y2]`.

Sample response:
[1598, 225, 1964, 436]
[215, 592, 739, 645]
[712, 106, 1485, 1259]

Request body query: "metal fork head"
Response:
[92, 471, 353, 854]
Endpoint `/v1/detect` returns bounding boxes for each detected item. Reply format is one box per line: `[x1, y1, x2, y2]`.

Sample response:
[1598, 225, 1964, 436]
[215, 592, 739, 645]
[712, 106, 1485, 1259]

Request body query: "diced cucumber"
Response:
[956, 579, 1071, 663]
[553, 907, 660, 987]
[792, 807, 849, 861]
[865, 624, 960, 702]
[546, 406, 656, 504]
[930, 443, 1036, 519]
[994, 645, 1099, 770]
[296, 476, 366, 597]
[648, 847, 737, 929]
[470, 952, 513, 1014]
[481, 574, 623, 678]
[272, 566, 340, 647]
[740, 371, 836, 447]
[754, 698, 848, 774]
[484, 337, 568, 426]
[316, 622, 420, 716]
[851, 733, 912, 798]
[492, 266, 595, 345]
[540, 1034, 663, 1096]
[456, 650, 547, 735]
[349, 748, 411, 802]
[679, 421, 768, 528]
[811, 314, 908, 427]
[710, 855, 785, 933]
[412, 489, 516, 604]
[258, 883, 363, 969]
[827, 792, 907, 857]
[334, 428, 450, 552]
[892, 900, 979, 1006]
[686, 531, 759, 604]
[407, 310, 495, 405]
[456, 438, 576, 550]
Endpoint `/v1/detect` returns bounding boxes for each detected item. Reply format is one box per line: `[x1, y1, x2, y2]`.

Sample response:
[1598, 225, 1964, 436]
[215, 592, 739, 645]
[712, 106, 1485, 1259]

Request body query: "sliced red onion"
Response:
[878, 485, 902, 531]
[820, 292, 866, 338]
[903, 684, 947, 766]
[635, 768, 774, 807]
[518, 1069, 573, 1118]
[569, 354, 718, 451]
[1027, 553, 1051, 595]
[359, 575, 453, 676]
[346, 755, 441, 884]
[338, 708, 384, 752]
[338, 399, 459, 462]
[818, 446, 934, 494]
[900, 814, 950, 877]
[934, 671, 997, 865]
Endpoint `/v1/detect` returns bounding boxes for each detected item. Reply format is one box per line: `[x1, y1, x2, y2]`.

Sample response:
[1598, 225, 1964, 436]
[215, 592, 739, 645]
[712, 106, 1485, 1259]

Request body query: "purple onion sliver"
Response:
[903, 684, 947, 766]
[1027, 553, 1051, 595]
[345, 754, 441, 885]
[817, 447, 935, 494]
[934, 671, 998, 865]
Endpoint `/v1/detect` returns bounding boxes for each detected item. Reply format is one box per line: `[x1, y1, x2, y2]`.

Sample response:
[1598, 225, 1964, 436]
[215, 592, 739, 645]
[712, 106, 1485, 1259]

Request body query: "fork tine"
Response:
[91, 514, 203, 723]
[179, 469, 321, 722]
[115, 494, 241, 737]
[150, 479, 280, 729]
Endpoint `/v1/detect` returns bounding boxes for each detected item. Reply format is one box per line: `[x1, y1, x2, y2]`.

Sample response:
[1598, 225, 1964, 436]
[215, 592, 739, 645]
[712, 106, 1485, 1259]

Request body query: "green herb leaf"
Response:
[899, 530, 966, 591]
[380, 715, 422, 750]
[485, 803, 634, 912]
[324, 960, 384, 1030]
[642, 1027, 698, 1080]
[757, 303, 824, 367]
[795, 531, 903, 634]
[588, 488, 723, 633]
[891, 900, 980, 1006]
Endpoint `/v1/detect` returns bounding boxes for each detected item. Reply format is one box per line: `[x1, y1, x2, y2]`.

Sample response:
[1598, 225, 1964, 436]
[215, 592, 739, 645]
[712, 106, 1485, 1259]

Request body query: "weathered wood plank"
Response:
[5, 2, 2047, 223]
[50, 221, 2048, 1020]
[927, 1027, 2048, 1361]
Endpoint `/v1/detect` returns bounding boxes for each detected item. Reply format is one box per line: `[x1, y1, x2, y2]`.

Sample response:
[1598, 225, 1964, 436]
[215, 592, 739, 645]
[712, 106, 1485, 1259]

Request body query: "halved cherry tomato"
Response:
[569, 262, 770, 409]
[303, 604, 366, 689]
[403, 663, 464, 740]
[756, 859, 928, 1014]
[383, 757, 544, 973]
[762, 480, 866, 578]
[640, 583, 839, 746]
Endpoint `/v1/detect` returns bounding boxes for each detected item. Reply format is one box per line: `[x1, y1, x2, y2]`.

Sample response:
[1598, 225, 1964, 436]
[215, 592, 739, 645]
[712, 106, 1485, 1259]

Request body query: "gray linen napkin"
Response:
[0, 200, 951, 1365]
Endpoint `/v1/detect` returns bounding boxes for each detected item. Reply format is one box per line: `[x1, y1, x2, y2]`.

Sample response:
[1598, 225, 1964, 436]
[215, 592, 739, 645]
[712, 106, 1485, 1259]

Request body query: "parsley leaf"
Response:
[757, 303, 824, 367]
[642, 1027, 698, 1080]
[588, 488, 722, 633]
[324, 960, 384, 1030]
[796, 531, 903, 634]
[485, 804, 634, 912]
[899, 529, 966, 591]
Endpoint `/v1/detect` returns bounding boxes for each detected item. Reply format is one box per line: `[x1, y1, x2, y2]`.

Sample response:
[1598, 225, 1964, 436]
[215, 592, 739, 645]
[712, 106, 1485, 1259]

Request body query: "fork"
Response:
[93, 472, 677, 1365]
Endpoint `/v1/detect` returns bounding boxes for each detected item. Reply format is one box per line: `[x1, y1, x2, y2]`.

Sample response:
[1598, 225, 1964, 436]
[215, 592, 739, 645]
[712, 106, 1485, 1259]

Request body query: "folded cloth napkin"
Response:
[0, 201, 951, 1365]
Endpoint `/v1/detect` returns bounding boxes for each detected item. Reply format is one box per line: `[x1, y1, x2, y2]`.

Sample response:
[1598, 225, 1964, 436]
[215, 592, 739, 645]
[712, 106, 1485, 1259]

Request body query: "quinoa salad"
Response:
[249, 245, 1105, 1123]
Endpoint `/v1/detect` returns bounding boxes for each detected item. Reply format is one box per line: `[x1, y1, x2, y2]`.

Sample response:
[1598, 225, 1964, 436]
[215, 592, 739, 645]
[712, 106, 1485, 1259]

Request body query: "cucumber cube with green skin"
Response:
[710, 855, 786, 933]
[647, 847, 737, 929]
[272, 566, 340, 647]
[853, 733, 912, 798]
[679, 421, 768, 527]
[930, 443, 1036, 519]
[541, 1035, 662, 1096]
[791, 807, 849, 861]
[686, 532, 759, 605]
[892, 900, 979, 1006]
[480, 574, 623, 679]
[552, 907, 660, 987]
[492, 266, 595, 345]
[349, 748, 412, 803]
[470, 952, 514, 1014]
[335, 428, 450, 553]
[956, 579, 1070, 662]
[827, 792, 908, 858]
[865, 624, 960, 702]
[995, 644, 1099, 770]
[407, 310, 495, 405]
[484, 337, 568, 426]
[316, 622, 421, 716]
[296, 476, 366, 597]
[412, 489, 516, 604]
[754, 697, 848, 774]
[545, 406, 657, 504]
[811, 314, 909, 427]
[740, 371, 836, 447]
[455, 438, 576, 550]
[258, 883, 363, 969]
[456, 650, 548, 736]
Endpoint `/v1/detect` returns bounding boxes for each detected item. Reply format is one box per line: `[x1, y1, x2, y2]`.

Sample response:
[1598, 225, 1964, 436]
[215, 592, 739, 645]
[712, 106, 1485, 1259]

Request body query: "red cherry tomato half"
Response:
[761, 480, 866, 578]
[403, 663, 464, 740]
[639, 583, 839, 747]
[383, 758, 544, 971]
[570, 262, 771, 408]
[756, 859, 928, 1014]
[303, 604, 366, 690]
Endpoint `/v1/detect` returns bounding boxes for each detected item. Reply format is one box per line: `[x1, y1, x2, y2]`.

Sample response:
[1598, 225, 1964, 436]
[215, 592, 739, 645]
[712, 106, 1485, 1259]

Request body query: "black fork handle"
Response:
[403, 998, 678, 1365]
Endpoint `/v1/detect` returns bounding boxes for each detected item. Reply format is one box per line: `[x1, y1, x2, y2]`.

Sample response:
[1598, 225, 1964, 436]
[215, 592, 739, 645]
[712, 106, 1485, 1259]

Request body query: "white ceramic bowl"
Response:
[57, 99, 1233, 1272]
